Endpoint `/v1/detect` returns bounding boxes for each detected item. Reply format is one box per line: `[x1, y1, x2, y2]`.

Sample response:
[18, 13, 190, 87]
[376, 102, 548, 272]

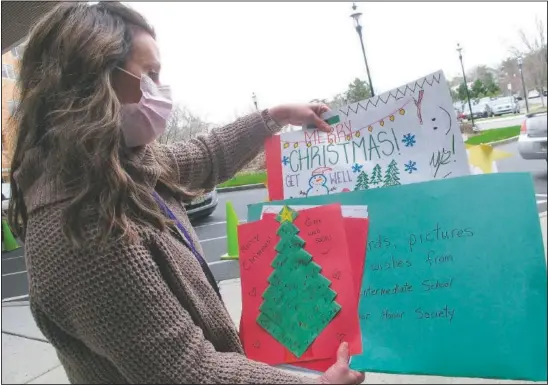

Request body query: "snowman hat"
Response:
[311, 167, 332, 176]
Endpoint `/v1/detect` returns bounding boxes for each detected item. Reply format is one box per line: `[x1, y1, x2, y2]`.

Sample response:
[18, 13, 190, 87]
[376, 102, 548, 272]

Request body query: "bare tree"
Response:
[510, 17, 547, 107]
[498, 58, 522, 97]
[157, 104, 212, 145]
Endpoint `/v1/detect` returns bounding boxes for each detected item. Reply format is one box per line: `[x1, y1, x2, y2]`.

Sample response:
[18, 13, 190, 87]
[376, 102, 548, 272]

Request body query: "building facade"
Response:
[1, 45, 22, 182]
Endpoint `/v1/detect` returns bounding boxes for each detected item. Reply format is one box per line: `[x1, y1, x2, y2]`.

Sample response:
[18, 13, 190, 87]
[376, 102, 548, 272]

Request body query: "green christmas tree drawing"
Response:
[354, 171, 370, 191]
[257, 206, 341, 358]
[370, 164, 383, 186]
[383, 159, 401, 187]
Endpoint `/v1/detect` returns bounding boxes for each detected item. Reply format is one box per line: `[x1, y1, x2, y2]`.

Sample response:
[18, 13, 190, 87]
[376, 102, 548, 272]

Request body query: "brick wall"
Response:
[2, 49, 20, 181]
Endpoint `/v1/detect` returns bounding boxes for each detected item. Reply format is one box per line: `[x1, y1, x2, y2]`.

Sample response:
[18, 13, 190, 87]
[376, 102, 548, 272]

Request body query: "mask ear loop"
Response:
[116, 66, 141, 80]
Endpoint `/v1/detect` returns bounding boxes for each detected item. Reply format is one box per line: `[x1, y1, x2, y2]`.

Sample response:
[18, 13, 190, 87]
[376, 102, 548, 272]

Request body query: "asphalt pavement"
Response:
[475, 114, 525, 131]
[2, 144, 547, 301]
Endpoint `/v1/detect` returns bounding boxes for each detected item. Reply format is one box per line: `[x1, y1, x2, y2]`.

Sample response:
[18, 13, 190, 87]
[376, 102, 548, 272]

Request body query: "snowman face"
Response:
[311, 175, 327, 186]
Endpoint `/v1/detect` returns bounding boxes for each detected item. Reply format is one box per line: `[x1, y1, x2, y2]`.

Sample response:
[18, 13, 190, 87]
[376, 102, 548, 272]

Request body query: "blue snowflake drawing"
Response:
[352, 163, 363, 174]
[402, 133, 416, 147]
[404, 160, 418, 174]
[281, 156, 290, 166]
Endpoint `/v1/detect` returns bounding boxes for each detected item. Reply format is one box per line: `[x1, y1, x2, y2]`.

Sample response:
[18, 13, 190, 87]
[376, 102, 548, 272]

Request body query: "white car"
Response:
[491, 97, 520, 116]
[517, 112, 547, 162]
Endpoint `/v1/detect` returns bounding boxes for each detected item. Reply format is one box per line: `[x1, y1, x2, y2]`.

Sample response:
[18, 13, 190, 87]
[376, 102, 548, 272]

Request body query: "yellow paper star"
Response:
[466, 144, 512, 173]
[278, 206, 296, 223]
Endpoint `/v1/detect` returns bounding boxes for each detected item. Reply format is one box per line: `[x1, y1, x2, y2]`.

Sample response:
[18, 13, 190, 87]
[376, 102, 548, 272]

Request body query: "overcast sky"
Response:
[128, 2, 547, 124]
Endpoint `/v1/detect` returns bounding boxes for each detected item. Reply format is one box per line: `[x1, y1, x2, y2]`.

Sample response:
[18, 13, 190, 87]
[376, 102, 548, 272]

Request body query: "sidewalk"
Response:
[2, 215, 547, 384]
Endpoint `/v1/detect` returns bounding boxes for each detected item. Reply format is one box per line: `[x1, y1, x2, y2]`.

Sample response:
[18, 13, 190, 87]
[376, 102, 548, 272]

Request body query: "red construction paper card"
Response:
[265, 135, 283, 201]
[238, 204, 361, 365]
[287, 217, 369, 372]
[239, 217, 370, 371]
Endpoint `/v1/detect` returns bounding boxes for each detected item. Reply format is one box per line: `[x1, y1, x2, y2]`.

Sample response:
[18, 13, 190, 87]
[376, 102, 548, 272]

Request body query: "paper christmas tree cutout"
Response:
[256, 205, 341, 358]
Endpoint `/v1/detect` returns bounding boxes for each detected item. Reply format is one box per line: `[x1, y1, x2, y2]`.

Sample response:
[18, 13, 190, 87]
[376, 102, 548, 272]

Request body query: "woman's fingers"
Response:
[336, 342, 350, 364]
[312, 114, 332, 132]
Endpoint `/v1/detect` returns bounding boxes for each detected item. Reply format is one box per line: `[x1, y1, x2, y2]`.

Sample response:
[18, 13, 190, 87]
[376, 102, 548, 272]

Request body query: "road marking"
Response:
[537, 200, 547, 205]
[208, 260, 238, 266]
[2, 294, 29, 303]
[536, 194, 548, 197]
[199, 235, 227, 243]
[1, 255, 24, 261]
[194, 220, 246, 229]
[2, 270, 27, 277]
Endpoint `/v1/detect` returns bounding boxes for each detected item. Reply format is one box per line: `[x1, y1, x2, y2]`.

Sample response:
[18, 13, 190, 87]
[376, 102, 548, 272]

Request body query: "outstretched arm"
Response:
[157, 110, 279, 192]
[156, 104, 333, 192]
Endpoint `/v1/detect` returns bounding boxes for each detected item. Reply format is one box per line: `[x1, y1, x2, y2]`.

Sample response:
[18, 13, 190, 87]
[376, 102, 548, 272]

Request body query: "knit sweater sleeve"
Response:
[158, 111, 277, 191]
[57, 237, 310, 384]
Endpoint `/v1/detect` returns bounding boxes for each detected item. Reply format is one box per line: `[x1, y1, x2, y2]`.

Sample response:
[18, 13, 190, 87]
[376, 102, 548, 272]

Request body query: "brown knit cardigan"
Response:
[15, 112, 310, 384]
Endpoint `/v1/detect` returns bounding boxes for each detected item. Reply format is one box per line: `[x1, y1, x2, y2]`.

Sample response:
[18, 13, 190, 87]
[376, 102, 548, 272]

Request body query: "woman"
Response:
[8, 2, 365, 384]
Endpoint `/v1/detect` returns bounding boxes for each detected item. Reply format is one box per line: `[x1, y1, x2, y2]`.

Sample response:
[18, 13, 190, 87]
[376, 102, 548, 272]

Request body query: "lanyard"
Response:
[152, 192, 208, 269]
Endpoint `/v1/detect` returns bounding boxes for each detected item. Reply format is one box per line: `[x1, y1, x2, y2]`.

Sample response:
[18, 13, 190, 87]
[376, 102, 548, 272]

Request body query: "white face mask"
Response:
[117, 67, 173, 147]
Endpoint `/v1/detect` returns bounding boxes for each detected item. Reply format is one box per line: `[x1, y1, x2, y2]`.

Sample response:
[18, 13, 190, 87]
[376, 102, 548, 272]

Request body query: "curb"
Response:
[487, 136, 519, 147]
[217, 183, 266, 193]
[465, 135, 519, 147]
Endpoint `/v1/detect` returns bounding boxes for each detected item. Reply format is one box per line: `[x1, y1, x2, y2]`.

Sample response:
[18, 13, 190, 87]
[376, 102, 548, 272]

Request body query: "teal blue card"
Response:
[248, 173, 547, 381]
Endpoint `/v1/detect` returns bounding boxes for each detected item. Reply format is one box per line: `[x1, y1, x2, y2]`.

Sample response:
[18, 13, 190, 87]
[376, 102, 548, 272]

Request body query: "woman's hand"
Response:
[317, 342, 365, 384]
[268, 103, 332, 133]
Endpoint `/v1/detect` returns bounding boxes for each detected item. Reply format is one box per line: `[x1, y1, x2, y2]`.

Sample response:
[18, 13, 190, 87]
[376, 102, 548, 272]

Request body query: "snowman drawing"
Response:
[305, 167, 332, 197]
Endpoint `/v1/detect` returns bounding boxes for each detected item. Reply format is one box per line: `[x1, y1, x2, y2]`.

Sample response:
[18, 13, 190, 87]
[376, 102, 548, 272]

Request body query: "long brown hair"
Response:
[8, 2, 180, 247]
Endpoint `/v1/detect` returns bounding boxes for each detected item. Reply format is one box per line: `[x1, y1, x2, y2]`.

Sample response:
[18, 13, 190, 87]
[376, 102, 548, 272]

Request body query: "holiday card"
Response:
[248, 173, 547, 381]
[265, 70, 470, 201]
[238, 204, 362, 365]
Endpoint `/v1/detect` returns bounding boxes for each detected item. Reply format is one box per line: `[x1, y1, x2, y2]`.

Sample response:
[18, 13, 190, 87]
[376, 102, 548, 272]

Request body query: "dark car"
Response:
[462, 103, 491, 120]
[183, 189, 219, 220]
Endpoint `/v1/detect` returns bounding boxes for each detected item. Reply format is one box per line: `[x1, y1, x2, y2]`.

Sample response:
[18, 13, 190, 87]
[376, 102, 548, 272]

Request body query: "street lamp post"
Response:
[252, 92, 258, 111]
[517, 56, 529, 114]
[350, 2, 374, 97]
[456, 43, 475, 128]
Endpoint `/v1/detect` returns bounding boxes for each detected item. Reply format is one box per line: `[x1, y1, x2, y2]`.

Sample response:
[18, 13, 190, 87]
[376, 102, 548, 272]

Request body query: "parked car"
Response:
[491, 97, 520, 116]
[184, 189, 219, 220]
[455, 108, 463, 121]
[517, 112, 547, 163]
[462, 103, 490, 119]
[475, 103, 493, 118]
